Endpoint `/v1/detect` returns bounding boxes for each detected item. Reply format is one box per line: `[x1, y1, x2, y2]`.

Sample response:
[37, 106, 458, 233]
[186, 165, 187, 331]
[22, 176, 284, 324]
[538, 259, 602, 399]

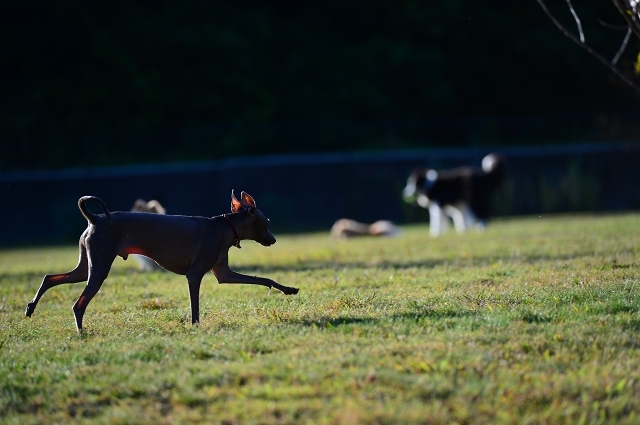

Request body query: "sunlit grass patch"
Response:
[1, 213, 640, 423]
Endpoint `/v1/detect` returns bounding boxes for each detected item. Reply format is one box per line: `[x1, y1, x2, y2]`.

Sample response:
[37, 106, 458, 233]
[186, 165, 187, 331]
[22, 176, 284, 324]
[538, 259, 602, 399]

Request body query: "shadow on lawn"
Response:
[9, 246, 634, 281]
[234, 258, 457, 274]
[3, 266, 145, 284]
[296, 308, 478, 329]
[232, 249, 638, 274]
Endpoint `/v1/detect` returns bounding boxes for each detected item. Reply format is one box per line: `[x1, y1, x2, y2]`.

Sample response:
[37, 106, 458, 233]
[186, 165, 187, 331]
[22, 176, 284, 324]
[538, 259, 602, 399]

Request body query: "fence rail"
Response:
[1, 141, 639, 246]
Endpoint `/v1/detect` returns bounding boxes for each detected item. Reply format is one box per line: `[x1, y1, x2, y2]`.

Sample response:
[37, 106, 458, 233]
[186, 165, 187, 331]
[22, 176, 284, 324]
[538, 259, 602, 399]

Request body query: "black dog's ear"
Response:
[241, 191, 257, 215]
[231, 190, 243, 213]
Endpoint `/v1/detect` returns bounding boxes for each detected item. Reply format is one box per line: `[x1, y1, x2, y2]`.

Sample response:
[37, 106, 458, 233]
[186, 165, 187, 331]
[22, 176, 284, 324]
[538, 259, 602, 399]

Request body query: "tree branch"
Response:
[536, 0, 640, 96]
[598, 19, 630, 30]
[612, 26, 632, 65]
[566, 0, 585, 42]
[611, 0, 640, 40]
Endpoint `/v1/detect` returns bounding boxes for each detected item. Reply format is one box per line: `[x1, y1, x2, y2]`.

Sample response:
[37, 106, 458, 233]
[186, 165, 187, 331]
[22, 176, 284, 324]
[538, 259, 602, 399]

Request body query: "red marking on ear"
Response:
[231, 190, 243, 213]
[241, 191, 256, 208]
[49, 274, 69, 282]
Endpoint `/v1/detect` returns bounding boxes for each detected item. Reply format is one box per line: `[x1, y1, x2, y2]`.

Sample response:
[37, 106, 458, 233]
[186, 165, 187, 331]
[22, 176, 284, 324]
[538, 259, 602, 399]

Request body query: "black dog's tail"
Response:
[78, 196, 112, 225]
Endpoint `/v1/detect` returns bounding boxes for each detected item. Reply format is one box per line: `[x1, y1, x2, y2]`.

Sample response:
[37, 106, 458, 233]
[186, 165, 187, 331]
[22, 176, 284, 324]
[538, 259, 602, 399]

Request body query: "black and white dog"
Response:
[403, 153, 507, 237]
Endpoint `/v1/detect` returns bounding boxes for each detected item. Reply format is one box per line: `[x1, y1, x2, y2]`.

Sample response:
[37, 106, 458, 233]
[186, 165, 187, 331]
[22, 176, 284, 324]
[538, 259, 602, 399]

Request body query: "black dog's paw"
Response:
[284, 287, 299, 295]
[25, 303, 35, 317]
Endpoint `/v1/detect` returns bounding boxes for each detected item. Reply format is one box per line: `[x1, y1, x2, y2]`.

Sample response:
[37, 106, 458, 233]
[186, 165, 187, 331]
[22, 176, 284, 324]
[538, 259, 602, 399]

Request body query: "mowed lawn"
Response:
[2, 213, 640, 424]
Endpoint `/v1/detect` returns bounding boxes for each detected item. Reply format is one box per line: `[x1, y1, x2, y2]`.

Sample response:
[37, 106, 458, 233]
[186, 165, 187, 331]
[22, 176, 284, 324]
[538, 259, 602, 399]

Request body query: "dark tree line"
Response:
[1, 1, 638, 171]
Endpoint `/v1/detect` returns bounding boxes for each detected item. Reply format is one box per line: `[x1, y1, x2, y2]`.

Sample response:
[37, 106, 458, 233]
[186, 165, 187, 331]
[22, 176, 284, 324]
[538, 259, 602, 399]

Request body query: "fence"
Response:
[1, 141, 639, 246]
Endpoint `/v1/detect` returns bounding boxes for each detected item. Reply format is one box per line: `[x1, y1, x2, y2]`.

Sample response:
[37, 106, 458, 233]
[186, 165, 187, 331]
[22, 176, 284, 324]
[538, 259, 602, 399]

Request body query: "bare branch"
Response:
[566, 0, 585, 42]
[598, 19, 630, 30]
[612, 0, 640, 40]
[536, 0, 585, 45]
[612, 26, 632, 65]
[536, 0, 640, 96]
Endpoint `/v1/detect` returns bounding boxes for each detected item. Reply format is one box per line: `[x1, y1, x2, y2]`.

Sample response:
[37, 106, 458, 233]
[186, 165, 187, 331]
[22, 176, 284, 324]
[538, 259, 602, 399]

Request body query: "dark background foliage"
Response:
[2, 1, 638, 171]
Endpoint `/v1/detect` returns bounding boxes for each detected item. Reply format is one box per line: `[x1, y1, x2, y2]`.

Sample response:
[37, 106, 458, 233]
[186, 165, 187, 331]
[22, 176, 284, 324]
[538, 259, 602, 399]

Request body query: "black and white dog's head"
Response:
[403, 153, 506, 236]
[403, 168, 439, 208]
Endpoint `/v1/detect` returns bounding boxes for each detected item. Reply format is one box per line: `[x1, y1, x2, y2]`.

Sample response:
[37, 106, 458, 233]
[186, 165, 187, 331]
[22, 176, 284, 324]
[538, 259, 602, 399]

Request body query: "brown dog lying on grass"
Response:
[330, 218, 401, 239]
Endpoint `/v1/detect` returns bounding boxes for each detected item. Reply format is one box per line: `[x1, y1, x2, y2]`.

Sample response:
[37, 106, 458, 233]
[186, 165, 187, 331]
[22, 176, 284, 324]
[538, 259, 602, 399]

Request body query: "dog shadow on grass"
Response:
[232, 249, 628, 275]
[11, 250, 621, 283]
[233, 258, 453, 274]
[295, 307, 478, 329]
[5, 266, 148, 286]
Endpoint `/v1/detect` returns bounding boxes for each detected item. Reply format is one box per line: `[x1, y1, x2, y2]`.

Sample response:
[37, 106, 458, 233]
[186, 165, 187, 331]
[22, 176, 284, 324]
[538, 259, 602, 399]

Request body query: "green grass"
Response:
[2, 213, 640, 424]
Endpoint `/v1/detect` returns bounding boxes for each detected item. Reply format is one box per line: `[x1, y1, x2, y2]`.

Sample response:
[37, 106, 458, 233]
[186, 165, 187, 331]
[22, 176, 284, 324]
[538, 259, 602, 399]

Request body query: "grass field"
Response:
[1, 213, 640, 424]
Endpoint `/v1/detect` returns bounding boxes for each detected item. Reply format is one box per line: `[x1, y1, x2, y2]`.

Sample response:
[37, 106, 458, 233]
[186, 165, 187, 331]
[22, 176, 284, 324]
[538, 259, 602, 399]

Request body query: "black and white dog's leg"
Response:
[428, 202, 448, 237]
[462, 204, 478, 231]
[444, 204, 465, 234]
[444, 203, 478, 234]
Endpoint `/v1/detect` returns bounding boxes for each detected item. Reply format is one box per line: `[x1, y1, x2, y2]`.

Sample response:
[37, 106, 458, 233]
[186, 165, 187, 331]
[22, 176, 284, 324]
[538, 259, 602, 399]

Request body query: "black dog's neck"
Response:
[221, 214, 242, 249]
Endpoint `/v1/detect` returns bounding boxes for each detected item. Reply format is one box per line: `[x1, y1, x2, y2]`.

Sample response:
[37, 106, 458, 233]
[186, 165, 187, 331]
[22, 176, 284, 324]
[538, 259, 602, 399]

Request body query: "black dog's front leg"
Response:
[186, 271, 204, 324]
[211, 256, 298, 295]
[214, 268, 299, 295]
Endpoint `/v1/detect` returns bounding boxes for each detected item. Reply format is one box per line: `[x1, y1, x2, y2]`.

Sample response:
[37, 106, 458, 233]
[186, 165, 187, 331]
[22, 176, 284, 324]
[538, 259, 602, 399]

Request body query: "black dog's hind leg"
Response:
[26, 243, 89, 317]
[72, 262, 113, 332]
